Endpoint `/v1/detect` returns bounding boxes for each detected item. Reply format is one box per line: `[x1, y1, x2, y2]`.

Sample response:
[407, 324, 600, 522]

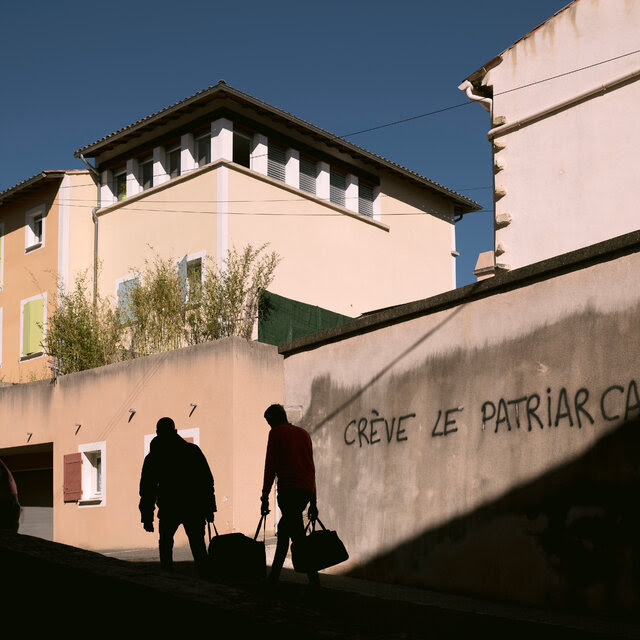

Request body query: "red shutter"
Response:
[63, 453, 82, 502]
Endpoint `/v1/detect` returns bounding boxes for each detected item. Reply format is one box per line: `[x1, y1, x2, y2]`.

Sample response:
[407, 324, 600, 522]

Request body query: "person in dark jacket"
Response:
[261, 404, 319, 586]
[139, 417, 216, 575]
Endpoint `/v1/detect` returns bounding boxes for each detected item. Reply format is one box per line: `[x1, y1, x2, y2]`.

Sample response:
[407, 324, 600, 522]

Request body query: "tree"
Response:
[45, 273, 122, 376]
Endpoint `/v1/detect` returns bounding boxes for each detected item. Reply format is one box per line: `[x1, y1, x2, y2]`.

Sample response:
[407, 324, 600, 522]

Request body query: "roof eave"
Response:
[0, 171, 68, 204]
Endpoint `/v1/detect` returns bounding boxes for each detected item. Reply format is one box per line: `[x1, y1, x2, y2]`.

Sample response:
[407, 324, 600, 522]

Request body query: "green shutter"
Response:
[23, 298, 44, 355]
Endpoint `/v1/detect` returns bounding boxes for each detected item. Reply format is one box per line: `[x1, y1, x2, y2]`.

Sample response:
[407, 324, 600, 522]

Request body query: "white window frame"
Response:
[25, 205, 45, 252]
[144, 427, 200, 456]
[115, 274, 139, 323]
[176, 251, 206, 301]
[78, 441, 106, 507]
[20, 292, 47, 360]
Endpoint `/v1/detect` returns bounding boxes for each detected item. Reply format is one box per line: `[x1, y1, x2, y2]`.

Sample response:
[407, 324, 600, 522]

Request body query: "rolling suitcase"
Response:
[208, 515, 266, 580]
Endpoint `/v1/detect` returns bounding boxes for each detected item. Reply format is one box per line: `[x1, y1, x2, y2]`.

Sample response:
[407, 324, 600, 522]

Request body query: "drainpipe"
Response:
[458, 80, 498, 271]
[92, 207, 99, 307]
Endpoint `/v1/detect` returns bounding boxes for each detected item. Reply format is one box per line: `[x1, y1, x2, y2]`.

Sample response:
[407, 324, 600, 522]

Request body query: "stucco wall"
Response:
[282, 232, 640, 615]
[0, 181, 61, 383]
[228, 166, 455, 317]
[483, 0, 640, 270]
[0, 337, 283, 551]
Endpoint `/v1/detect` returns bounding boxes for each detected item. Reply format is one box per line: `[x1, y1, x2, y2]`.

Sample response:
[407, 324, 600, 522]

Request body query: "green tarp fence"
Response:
[258, 290, 355, 346]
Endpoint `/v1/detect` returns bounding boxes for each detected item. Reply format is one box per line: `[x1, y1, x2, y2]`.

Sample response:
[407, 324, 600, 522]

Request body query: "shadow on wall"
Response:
[347, 415, 640, 618]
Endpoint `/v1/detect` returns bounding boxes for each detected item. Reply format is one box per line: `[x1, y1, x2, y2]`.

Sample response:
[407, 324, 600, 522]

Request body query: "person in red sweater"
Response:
[261, 404, 319, 586]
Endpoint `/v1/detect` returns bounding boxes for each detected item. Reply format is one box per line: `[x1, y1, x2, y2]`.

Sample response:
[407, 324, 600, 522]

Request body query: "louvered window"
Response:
[359, 183, 374, 217]
[330, 170, 346, 207]
[299, 158, 316, 195]
[268, 143, 286, 182]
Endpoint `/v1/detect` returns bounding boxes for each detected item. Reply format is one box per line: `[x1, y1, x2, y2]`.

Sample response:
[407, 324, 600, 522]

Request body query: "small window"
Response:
[358, 183, 374, 217]
[330, 170, 346, 207]
[167, 145, 181, 179]
[116, 276, 139, 323]
[195, 133, 211, 168]
[25, 207, 45, 251]
[178, 253, 204, 301]
[113, 168, 127, 201]
[233, 131, 251, 168]
[78, 442, 106, 506]
[21, 295, 45, 358]
[139, 156, 153, 190]
[267, 143, 286, 182]
[299, 158, 316, 195]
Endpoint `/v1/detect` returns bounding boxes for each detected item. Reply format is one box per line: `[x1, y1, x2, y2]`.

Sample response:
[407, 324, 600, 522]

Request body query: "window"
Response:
[113, 168, 127, 201]
[267, 143, 286, 182]
[78, 441, 106, 506]
[299, 157, 317, 195]
[167, 145, 181, 179]
[21, 294, 45, 358]
[177, 252, 205, 301]
[139, 156, 153, 190]
[330, 170, 346, 207]
[358, 183, 374, 217]
[25, 206, 45, 251]
[195, 133, 211, 168]
[116, 276, 139, 323]
[233, 131, 251, 168]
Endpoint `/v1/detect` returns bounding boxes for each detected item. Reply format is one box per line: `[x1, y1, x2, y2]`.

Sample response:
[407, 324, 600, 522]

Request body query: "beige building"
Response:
[459, 0, 640, 271]
[74, 82, 479, 320]
[0, 170, 95, 383]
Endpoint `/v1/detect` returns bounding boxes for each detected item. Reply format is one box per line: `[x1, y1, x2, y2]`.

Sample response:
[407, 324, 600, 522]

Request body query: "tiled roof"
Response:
[74, 82, 480, 212]
[0, 170, 68, 203]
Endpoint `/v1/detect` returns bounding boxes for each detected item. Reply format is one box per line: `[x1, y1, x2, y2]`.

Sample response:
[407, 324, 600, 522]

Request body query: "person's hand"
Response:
[260, 496, 270, 516]
[143, 521, 154, 532]
[308, 503, 318, 521]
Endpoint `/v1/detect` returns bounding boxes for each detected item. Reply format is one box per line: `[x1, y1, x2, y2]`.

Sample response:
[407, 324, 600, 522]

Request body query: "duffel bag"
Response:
[291, 517, 349, 573]
[208, 515, 266, 580]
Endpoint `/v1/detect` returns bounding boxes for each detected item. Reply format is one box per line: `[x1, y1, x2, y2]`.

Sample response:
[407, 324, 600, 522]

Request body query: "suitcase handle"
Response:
[253, 514, 266, 541]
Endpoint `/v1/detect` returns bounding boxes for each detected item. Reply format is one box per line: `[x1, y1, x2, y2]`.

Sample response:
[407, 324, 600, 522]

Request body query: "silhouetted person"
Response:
[139, 417, 216, 576]
[261, 404, 319, 586]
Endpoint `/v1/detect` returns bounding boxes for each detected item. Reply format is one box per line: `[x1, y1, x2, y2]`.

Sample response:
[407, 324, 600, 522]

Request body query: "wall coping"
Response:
[279, 230, 640, 357]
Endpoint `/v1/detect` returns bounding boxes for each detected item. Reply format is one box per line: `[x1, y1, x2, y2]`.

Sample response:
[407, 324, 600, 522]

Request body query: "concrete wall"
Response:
[481, 0, 640, 270]
[282, 231, 640, 615]
[0, 337, 283, 551]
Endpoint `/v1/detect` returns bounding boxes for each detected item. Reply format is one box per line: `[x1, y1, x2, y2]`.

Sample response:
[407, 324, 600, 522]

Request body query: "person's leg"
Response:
[287, 490, 320, 587]
[183, 517, 208, 578]
[158, 517, 180, 572]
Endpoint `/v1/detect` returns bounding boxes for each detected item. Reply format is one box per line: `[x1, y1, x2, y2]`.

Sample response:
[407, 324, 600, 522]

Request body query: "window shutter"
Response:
[359, 184, 374, 217]
[330, 171, 346, 207]
[177, 256, 188, 300]
[118, 278, 138, 323]
[267, 144, 286, 182]
[299, 158, 316, 195]
[64, 453, 82, 502]
[23, 298, 44, 355]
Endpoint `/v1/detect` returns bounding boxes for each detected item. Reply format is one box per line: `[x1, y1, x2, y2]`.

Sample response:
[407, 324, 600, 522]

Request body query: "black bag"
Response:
[291, 518, 349, 573]
[207, 516, 266, 580]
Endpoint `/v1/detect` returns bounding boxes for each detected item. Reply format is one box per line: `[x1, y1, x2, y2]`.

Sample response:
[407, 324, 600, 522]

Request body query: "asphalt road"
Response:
[2, 532, 637, 639]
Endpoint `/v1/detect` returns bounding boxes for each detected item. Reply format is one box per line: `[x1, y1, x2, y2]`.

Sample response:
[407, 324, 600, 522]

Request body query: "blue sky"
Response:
[0, 0, 570, 286]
